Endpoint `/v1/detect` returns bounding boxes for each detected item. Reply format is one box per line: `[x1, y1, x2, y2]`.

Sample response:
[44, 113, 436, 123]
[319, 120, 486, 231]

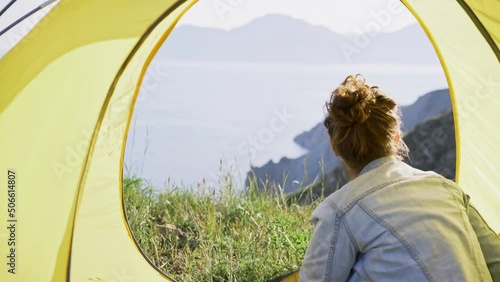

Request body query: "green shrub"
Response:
[123, 175, 321, 282]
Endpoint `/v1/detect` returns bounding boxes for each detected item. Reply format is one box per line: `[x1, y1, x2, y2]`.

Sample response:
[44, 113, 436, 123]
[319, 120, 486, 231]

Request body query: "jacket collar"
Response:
[359, 156, 398, 176]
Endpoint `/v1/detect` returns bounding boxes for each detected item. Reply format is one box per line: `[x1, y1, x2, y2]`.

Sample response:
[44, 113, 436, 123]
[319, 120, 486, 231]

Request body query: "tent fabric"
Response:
[463, 0, 500, 55]
[402, 0, 500, 233]
[0, 0, 498, 281]
[0, 0, 196, 281]
[69, 2, 197, 281]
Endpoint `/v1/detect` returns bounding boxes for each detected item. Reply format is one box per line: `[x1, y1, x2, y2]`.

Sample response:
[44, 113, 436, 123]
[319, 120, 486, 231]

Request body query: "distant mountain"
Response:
[400, 89, 451, 131]
[291, 110, 456, 205]
[246, 89, 451, 193]
[159, 14, 439, 64]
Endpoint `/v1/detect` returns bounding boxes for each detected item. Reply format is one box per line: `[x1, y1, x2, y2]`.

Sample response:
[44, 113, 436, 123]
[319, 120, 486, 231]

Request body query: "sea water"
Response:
[124, 60, 447, 190]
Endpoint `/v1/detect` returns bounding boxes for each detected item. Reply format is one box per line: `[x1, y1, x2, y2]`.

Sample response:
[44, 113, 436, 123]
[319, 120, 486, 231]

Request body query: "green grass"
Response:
[123, 174, 321, 282]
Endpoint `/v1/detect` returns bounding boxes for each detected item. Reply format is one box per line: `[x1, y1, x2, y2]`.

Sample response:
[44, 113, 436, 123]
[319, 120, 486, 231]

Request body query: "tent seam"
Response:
[65, 1, 191, 281]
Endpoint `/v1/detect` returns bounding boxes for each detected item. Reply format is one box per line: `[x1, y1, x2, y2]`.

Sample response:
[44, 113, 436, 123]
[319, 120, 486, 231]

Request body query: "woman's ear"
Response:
[395, 133, 401, 145]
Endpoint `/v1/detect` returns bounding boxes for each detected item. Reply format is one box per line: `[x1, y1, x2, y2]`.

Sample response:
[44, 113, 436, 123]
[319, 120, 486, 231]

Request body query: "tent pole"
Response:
[0, 0, 17, 18]
[0, 0, 57, 37]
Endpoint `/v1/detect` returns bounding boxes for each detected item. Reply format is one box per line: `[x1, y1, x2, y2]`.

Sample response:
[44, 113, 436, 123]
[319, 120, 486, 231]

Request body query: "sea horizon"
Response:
[124, 60, 448, 190]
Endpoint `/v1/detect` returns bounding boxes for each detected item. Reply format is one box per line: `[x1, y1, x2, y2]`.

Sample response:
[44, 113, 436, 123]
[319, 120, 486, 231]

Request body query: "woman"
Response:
[300, 75, 500, 281]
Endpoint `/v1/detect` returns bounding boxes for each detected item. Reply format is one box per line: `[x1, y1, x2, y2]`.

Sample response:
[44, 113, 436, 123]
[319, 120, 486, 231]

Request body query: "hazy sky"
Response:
[180, 0, 417, 31]
[0, 0, 418, 52]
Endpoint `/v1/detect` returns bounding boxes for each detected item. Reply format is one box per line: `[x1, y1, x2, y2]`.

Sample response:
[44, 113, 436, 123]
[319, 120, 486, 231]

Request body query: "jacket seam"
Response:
[334, 175, 445, 216]
[337, 177, 408, 215]
[360, 254, 375, 282]
[330, 202, 361, 253]
[325, 213, 340, 281]
[358, 201, 435, 282]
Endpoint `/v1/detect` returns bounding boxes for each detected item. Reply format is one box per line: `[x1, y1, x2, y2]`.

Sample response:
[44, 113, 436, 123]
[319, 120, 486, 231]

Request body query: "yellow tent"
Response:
[0, 0, 498, 281]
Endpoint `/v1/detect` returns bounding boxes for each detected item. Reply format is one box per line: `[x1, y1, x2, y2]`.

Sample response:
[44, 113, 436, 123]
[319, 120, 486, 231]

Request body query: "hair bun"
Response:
[330, 74, 375, 127]
[324, 74, 407, 174]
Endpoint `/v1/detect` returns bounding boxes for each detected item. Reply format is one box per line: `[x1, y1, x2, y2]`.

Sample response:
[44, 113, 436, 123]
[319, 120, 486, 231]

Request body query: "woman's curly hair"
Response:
[324, 74, 408, 176]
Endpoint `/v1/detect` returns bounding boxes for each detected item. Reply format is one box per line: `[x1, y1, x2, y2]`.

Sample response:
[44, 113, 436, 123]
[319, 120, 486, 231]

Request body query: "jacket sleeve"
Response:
[300, 202, 357, 282]
[465, 195, 500, 281]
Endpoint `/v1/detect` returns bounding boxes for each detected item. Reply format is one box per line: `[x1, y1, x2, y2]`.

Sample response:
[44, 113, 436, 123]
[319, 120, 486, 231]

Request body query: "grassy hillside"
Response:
[123, 175, 320, 282]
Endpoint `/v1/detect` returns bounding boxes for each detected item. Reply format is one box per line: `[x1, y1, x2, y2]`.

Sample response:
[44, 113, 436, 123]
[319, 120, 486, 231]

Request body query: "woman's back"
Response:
[301, 157, 491, 281]
[300, 75, 498, 282]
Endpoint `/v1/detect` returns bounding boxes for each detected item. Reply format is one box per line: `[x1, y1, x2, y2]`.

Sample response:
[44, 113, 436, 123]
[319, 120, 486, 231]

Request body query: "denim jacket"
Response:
[300, 156, 500, 282]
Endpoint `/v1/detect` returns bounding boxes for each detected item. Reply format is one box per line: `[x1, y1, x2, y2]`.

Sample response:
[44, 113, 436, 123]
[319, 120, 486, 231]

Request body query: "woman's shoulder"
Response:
[325, 159, 448, 212]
